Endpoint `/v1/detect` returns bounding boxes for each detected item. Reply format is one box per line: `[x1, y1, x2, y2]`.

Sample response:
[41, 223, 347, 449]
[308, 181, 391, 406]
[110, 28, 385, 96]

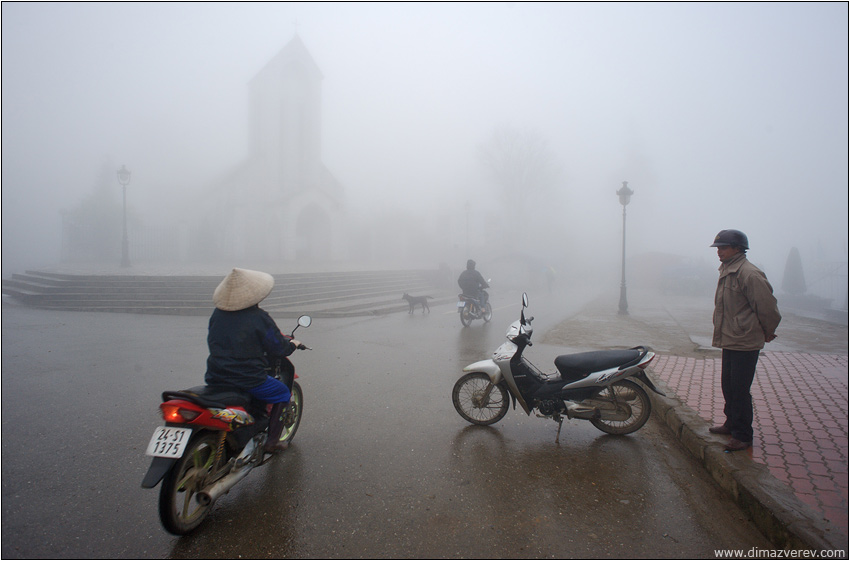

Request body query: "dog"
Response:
[402, 293, 432, 314]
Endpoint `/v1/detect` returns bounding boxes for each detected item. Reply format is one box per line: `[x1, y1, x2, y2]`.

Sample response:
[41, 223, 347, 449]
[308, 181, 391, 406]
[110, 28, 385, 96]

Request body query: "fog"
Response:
[2, 3, 847, 301]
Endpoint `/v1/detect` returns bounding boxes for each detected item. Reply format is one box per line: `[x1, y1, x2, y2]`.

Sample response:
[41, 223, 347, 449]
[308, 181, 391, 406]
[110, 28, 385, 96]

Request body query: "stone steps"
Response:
[1, 269, 457, 317]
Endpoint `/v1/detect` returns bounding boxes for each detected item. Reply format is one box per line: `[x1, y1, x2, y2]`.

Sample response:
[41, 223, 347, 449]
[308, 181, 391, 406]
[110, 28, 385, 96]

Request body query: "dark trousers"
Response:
[720, 349, 761, 442]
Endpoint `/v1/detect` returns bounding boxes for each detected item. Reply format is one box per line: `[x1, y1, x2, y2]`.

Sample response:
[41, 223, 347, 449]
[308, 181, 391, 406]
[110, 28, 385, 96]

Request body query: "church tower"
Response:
[202, 35, 345, 264]
[249, 35, 323, 197]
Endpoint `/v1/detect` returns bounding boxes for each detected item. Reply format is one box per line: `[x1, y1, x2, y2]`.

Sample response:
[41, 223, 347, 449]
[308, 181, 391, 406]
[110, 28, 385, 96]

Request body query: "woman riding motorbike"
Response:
[205, 267, 300, 453]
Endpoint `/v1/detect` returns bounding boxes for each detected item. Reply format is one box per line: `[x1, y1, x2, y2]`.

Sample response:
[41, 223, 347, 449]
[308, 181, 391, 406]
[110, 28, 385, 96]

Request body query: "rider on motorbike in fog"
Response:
[143, 267, 312, 535]
[458, 259, 489, 311]
[205, 267, 300, 453]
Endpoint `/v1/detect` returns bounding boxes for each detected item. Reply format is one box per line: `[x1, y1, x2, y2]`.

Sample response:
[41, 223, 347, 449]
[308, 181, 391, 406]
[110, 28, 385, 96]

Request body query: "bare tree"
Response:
[476, 125, 561, 206]
[474, 126, 565, 261]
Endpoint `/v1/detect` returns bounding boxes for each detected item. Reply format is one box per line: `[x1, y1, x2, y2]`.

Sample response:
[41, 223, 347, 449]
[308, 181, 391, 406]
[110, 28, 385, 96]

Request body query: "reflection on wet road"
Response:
[1, 295, 771, 558]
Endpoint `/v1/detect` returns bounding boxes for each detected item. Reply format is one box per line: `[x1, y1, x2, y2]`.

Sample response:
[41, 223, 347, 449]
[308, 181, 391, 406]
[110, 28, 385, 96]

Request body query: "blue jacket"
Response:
[205, 305, 296, 389]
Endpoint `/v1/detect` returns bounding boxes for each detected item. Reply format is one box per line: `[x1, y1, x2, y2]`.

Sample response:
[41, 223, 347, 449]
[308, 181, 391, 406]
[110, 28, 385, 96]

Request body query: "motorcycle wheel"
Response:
[590, 379, 651, 435]
[278, 381, 303, 444]
[159, 431, 222, 535]
[452, 372, 509, 425]
[460, 303, 475, 327]
[482, 302, 493, 323]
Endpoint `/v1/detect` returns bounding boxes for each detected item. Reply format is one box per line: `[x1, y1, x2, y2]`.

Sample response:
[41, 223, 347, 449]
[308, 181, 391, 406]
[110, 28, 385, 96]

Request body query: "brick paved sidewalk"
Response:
[653, 351, 849, 532]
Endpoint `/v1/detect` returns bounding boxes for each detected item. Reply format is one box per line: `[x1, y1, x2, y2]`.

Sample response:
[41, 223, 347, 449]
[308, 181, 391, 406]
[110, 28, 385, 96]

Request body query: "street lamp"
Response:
[118, 165, 132, 267]
[616, 181, 633, 315]
[464, 200, 471, 254]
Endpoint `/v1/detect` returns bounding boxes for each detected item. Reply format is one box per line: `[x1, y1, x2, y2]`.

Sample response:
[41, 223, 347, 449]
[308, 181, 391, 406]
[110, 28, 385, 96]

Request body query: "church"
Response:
[61, 35, 452, 269]
[195, 35, 346, 263]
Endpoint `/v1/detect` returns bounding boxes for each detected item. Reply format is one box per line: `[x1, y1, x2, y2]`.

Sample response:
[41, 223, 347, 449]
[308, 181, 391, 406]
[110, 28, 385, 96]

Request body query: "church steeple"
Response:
[206, 34, 344, 263]
[248, 35, 324, 196]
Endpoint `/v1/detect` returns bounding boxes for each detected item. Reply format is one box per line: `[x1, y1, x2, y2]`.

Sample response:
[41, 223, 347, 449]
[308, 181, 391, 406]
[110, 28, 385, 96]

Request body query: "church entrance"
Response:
[295, 203, 332, 261]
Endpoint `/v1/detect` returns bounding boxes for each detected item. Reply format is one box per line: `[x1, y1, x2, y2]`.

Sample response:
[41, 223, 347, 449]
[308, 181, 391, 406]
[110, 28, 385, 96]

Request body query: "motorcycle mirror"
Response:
[291, 314, 312, 336]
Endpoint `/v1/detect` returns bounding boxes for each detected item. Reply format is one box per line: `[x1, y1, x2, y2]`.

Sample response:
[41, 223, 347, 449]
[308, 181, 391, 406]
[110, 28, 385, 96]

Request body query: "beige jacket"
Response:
[712, 253, 781, 351]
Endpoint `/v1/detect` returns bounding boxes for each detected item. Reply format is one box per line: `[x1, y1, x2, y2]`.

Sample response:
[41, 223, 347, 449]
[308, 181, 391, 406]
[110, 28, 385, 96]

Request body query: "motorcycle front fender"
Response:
[141, 456, 177, 489]
[462, 359, 502, 384]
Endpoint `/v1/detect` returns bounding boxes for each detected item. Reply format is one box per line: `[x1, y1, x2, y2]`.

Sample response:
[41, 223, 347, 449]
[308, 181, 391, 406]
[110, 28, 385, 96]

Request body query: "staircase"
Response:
[1, 270, 456, 317]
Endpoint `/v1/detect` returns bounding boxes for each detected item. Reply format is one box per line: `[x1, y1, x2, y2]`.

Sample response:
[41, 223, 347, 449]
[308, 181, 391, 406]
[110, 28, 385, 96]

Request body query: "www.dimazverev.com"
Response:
[715, 549, 846, 559]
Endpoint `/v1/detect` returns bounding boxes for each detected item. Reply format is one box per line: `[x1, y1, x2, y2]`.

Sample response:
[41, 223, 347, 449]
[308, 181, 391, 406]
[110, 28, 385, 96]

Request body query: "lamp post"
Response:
[118, 165, 132, 268]
[464, 200, 471, 254]
[616, 181, 633, 315]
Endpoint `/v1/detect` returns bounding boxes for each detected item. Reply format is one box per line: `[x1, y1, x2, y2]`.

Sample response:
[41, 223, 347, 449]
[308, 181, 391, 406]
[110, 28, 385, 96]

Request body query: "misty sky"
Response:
[2, 2, 847, 282]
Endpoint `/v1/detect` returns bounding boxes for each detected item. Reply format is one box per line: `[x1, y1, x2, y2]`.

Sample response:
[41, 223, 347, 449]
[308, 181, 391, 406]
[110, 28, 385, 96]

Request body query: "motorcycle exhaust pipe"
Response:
[197, 464, 252, 506]
[565, 402, 598, 419]
[196, 437, 261, 505]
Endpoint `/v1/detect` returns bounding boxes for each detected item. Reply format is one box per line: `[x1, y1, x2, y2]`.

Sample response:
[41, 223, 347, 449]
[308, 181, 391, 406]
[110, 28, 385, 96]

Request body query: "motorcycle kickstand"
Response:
[554, 414, 564, 444]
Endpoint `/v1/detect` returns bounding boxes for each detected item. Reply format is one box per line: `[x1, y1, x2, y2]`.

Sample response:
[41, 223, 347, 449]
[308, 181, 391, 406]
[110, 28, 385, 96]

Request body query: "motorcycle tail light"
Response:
[638, 354, 656, 368]
[161, 402, 201, 423]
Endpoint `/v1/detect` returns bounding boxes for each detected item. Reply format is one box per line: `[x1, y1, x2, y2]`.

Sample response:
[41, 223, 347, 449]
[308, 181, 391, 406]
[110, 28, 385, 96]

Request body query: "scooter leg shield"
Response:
[461, 359, 502, 382]
[141, 456, 177, 488]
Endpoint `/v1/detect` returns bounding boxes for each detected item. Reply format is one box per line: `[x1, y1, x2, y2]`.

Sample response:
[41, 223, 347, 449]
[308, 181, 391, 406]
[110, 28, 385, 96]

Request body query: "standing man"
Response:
[709, 230, 781, 452]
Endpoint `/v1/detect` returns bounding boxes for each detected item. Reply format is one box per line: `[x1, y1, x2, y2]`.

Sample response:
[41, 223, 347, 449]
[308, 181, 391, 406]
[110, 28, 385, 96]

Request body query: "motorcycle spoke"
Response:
[453, 373, 509, 425]
[590, 380, 651, 435]
[175, 470, 195, 493]
[179, 489, 195, 519]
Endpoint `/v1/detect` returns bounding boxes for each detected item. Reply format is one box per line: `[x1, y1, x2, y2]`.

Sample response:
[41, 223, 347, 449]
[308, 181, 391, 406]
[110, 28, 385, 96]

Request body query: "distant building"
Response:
[196, 35, 346, 263]
[62, 35, 456, 270]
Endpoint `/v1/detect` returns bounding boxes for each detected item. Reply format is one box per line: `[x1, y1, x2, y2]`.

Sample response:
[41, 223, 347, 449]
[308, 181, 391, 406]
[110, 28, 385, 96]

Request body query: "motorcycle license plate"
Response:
[145, 426, 193, 458]
[457, 301, 465, 308]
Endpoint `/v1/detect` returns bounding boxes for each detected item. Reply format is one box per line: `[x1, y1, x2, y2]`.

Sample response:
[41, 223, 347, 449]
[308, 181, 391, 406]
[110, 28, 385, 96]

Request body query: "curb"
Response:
[647, 374, 848, 552]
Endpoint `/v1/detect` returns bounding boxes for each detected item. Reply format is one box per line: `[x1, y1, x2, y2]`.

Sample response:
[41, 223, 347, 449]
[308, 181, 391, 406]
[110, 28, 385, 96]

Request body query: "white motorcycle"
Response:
[452, 293, 664, 440]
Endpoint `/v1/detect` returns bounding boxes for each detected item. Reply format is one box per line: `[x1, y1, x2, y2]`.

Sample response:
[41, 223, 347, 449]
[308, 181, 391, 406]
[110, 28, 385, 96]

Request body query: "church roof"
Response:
[250, 34, 323, 85]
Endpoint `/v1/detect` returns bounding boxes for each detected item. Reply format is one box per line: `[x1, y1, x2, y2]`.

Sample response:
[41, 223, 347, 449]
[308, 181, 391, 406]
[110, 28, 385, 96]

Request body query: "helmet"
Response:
[710, 229, 749, 250]
[466, 259, 476, 270]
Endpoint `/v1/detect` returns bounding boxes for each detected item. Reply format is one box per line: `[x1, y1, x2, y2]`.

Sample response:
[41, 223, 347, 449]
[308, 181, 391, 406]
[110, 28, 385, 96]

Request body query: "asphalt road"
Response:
[1, 296, 773, 558]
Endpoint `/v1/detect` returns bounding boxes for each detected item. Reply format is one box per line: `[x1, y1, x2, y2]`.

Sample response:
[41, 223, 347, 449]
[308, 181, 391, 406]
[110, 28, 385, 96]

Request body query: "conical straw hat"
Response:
[213, 268, 274, 311]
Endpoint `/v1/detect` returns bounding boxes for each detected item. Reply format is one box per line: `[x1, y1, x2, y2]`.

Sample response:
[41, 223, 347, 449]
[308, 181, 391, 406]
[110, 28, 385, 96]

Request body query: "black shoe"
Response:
[724, 438, 752, 452]
[264, 440, 289, 453]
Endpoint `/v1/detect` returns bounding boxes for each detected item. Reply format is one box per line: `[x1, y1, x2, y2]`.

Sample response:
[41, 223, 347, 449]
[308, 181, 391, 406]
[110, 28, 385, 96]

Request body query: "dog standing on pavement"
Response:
[402, 293, 432, 314]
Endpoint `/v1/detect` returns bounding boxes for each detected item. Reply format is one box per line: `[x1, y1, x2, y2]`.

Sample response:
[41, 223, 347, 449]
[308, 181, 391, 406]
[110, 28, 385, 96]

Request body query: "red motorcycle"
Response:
[141, 315, 311, 535]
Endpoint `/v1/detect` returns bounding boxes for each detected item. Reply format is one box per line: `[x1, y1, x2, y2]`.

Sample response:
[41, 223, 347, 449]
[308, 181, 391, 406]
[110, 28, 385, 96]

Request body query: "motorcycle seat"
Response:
[162, 385, 253, 409]
[554, 349, 643, 382]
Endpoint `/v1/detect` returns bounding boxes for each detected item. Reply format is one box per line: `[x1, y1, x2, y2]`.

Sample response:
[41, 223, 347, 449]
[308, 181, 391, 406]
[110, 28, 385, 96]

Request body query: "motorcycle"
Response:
[457, 282, 492, 327]
[452, 293, 664, 440]
[141, 315, 312, 535]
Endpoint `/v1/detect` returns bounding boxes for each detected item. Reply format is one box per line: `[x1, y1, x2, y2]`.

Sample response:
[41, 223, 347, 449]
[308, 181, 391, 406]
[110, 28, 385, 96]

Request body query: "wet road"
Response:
[1, 296, 772, 558]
